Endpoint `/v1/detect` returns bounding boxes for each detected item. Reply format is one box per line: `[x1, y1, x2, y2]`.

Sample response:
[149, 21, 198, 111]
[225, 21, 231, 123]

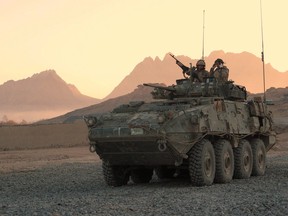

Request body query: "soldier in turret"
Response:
[210, 58, 229, 83]
[186, 59, 209, 82]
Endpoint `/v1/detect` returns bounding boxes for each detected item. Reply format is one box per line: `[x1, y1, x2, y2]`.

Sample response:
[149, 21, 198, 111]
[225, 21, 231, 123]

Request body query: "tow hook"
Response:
[89, 144, 96, 153]
[157, 139, 167, 152]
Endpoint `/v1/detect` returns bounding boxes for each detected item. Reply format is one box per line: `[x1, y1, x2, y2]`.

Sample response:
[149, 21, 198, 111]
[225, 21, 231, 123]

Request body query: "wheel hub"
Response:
[243, 153, 250, 171]
[204, 153, 212, 177]
[258, 151, 264, 168]
[224, 152, 232, 174]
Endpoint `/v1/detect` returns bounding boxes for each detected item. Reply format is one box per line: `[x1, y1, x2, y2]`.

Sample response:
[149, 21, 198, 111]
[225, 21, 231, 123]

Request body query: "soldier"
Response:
[210, 58, 229, 83]
[186, 59, 209, 82]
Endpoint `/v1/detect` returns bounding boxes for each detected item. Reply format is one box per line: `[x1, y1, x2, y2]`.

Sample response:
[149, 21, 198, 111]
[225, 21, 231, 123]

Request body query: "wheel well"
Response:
[205, 135, 271, 149]
[204, 135, 236, 148]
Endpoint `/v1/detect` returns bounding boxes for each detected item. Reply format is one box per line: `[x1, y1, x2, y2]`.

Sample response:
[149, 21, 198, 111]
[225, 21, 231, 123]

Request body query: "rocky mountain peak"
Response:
[0, 70, 100, 122]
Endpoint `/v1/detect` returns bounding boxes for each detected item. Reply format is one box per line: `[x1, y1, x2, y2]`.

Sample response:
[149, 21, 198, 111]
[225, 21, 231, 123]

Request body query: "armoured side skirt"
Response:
[93, 136, 177, 166]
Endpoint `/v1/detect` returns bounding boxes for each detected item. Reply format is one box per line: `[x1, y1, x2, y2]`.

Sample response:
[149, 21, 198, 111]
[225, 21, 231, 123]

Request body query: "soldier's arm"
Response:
[209, 67, 215, 77]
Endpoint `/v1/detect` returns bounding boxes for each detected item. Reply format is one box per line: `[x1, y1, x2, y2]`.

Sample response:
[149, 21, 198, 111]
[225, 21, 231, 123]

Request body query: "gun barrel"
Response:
[169, 53, 176, 60]
[169, 53, 189, 73]
[144, 83, 176, 92]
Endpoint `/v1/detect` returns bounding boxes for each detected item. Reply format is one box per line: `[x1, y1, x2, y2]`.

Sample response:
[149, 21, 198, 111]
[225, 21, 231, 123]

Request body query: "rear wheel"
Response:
[251, 138, 266, 176]
[189, 139, 215, 186]
[214, 139, 234, 183]
[131, 168, 153, 184]
[155, 166, 175, 179]
[233, 139, 253, 179]
[102, 160, 129, 186]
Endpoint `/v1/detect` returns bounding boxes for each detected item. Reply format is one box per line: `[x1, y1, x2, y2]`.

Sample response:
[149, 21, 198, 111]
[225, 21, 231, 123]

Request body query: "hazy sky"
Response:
[1, 0, 287, 99]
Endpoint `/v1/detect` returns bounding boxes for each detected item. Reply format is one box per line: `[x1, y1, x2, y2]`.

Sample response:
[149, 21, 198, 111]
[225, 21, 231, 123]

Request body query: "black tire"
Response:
[189, 139, 215, 186]
[233, 139, 253, 179]
[214, 139, 234, 183]
[251, 138, 266, 176]
[102, 160, 129, 186]
[155, 166, 175, 179]
[131, 168, 153, 184]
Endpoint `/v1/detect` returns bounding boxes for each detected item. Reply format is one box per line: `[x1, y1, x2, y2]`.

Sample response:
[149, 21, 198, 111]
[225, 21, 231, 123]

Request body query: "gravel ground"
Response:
[0, 152, 287, 216]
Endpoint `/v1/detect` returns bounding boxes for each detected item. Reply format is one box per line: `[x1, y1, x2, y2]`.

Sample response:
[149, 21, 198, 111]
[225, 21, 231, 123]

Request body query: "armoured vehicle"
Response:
[84, 55, 276, 187]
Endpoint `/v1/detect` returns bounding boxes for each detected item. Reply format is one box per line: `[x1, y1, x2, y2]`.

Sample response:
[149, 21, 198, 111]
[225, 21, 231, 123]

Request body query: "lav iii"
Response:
[84, 54, 276, 187]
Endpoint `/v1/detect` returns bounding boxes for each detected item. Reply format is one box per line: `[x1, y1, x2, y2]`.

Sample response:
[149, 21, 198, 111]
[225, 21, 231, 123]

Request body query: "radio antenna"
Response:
[201, 10, 205, 60]
[260, 0, 266, 102]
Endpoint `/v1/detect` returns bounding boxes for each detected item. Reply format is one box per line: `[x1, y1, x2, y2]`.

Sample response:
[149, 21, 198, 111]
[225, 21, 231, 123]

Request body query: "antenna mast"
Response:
[202, 10, 205, 60]
[260, 0, 266, 102]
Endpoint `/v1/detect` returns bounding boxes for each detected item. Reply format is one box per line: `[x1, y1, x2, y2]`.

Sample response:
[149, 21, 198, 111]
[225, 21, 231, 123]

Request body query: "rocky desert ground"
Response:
[0, 116, 287, 215]
[0, 146, 287, 215]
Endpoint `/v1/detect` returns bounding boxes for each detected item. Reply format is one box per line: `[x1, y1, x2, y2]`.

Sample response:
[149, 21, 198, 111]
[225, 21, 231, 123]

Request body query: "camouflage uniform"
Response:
[210, 66, 229, 83]
[187, 60, 209, 82]
[210, 58, 229, 83]
[190, 68, 209, 82]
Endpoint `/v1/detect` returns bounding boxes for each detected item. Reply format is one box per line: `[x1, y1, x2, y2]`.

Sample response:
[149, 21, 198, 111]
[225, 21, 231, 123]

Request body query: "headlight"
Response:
[84, 116, 97, 127]
[131, 128, 144, 135]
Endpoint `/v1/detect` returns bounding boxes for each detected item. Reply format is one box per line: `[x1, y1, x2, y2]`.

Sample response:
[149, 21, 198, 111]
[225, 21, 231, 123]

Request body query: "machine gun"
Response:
[170, 53, 208, 82]
[169, 53, 189, 74]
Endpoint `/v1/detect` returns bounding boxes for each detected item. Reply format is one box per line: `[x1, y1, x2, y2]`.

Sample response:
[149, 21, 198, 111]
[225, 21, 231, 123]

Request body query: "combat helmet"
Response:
[196, 59, 206, 66]
[214, 58, 224, 64]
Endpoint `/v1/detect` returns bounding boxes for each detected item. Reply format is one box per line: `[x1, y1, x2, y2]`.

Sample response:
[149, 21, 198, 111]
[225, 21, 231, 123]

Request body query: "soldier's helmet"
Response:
[215, 58, 224, 64]
[196, 59, 206, 66]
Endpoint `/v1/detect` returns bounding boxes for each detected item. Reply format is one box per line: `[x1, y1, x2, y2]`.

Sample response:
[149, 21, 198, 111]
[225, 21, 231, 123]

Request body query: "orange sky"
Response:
[1, 0, 287, 99]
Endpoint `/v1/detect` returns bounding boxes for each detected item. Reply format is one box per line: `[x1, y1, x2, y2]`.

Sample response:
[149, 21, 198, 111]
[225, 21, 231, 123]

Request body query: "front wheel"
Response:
[251, 138, 266, 176]
[189, 139, 215, 186]
[102, 160, 129, 186]
[233, 139, 253, 179]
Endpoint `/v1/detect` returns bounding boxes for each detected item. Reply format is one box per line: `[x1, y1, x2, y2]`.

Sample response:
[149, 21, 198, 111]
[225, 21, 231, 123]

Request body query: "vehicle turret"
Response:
[144, 78, 247, 101]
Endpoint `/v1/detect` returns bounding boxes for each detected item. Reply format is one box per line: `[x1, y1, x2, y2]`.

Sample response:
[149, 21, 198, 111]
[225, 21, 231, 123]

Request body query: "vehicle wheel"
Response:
[214, 139, 234, 183]
[102, 160, 129, 186]
[233, 139, 253, 179]
[251, 138, 266, 176]
[131, 168, 153, 184]
[155, 166, 175, 179]
[189, 139, 215, 186]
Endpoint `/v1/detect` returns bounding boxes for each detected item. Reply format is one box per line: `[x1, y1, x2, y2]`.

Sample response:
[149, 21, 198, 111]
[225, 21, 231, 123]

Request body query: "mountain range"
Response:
[0, 70, 100, 122]
[104, 50, 288, 99]
[1, 50, 288, 122]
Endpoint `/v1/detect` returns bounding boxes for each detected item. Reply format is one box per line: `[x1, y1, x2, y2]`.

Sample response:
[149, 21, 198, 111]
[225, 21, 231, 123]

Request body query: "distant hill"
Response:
[39, 84, 154, 124]
[0, 70, 100, 122]
[104, 51, 288, 100]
